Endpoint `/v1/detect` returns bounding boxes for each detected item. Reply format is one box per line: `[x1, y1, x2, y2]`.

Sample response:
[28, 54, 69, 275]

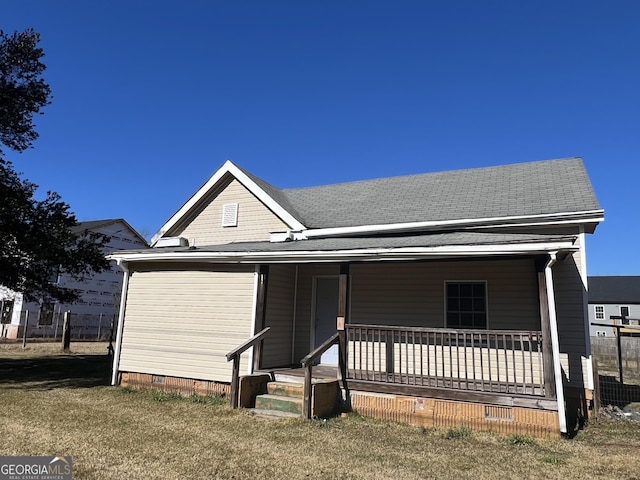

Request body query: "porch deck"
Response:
[260, 365, 338, 383]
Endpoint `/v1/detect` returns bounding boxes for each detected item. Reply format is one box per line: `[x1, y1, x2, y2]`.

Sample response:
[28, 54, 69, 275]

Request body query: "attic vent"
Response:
[222, 203, 238, 227]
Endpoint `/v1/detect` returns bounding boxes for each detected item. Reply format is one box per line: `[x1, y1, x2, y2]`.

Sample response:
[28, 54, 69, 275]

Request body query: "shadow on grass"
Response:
[0, 354, 112, 390]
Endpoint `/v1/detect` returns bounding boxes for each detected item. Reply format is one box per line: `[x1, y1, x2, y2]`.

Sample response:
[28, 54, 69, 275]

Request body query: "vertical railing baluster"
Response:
[426, 331, 432, 387]
[365, 327, 370, 381]
[503, 333, 509, 393]
[495, 333, 500, 390]
[529, 332, 535, 395]
[512, 333, 517, 393]
[463, 332, 468, 390]
[419, 330, 424, 385]
[479, 332, 485, 391]
[520, 333, 526, 393]
[455, 330, 460, 390]
[538, 334, 544, 395]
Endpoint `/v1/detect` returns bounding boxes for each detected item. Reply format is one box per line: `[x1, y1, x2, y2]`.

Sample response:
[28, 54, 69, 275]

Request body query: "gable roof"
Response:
[588, 276, 640, 304]
[281, 157, 601, 229]
[152, 157, 603, 245]
[73, 219, 148, 246]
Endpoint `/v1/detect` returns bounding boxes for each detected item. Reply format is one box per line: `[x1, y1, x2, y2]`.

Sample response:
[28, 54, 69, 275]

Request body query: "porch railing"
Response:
[226, 326, 271, 409]
[300, 332, 341, 419]
[346, 324, 546, 397]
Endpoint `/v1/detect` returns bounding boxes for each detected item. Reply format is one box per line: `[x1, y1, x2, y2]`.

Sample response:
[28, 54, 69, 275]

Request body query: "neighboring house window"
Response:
[222, 203, 238, 227]
[446, 282, 487, 329]
[620, 306, 630, 324]
[1, 300, 13, 324]
[594, 305, 604, 320]
[38, 303, 55, 326]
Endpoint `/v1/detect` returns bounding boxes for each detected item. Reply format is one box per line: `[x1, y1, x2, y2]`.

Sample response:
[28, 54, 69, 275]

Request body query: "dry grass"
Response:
[1, 343, 640, 479]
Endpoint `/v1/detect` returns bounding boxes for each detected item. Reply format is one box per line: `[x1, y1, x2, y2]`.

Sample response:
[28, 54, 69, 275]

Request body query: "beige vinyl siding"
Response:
[119, 265, 256, 383]
[170, 178, 289, 245]
[261, 265, 296, 368]
[293, 264, 340, 362]
[349, 259, 540, 330]
[552, 241, 590, 387]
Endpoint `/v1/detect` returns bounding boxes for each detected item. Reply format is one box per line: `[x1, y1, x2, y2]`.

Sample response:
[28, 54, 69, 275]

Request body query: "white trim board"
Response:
[150, 160, 306, 245]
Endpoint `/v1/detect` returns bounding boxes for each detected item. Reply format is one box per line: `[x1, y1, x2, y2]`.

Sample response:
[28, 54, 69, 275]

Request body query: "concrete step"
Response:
[250, 408, 301, 419]
[267, 381, 304, 399]
[254, 393, 303, 415]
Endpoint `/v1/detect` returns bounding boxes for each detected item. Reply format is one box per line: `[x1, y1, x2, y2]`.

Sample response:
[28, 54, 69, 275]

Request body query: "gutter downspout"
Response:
[578, 227, 595, 391]
[111, 259, 130, 386]
[545, 252, 568, 434]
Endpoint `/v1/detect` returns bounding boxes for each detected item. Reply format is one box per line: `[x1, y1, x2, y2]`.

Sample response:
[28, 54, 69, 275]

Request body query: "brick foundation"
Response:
[120, 372, 230, 398]
[350, 390, 561, 438]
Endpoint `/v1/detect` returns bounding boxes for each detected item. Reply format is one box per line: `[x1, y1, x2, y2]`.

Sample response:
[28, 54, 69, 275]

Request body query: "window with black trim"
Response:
[446, 282, 487, 329]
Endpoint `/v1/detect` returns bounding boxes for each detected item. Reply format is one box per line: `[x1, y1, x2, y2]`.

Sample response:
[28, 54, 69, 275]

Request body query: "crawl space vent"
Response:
[222, 203, 238, 227]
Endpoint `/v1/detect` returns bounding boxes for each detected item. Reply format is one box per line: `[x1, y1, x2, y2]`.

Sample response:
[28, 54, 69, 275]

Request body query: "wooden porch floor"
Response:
[258, 365, 338, 383]
[348, 370, 544, 396]
[259, 366, 543, 396]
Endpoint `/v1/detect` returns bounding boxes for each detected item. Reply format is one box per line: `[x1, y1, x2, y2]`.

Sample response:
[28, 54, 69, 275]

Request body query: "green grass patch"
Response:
[442, 425, 471, 439]
[507, 434, 537, 446]
[188, 394, 226, 406]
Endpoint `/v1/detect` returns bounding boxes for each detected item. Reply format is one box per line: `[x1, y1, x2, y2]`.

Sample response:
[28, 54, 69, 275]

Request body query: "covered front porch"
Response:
[230, 249, 581, 434]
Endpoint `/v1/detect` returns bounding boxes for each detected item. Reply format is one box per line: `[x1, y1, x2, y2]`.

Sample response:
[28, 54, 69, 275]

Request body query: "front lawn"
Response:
[1, 342, 639, 479]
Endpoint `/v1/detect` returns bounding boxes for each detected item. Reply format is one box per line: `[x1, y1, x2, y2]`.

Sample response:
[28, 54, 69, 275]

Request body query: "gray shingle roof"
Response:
[588, 276, 640, 304]
[269, 157, 600, 228]
[136, 232, 575, 255]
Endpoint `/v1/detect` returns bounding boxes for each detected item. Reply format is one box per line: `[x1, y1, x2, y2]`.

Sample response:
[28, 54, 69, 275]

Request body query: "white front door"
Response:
[313, 276, 339, 365]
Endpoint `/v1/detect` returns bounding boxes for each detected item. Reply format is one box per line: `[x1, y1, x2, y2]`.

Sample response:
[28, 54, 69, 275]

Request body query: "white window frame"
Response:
[594, 305, 604, 320]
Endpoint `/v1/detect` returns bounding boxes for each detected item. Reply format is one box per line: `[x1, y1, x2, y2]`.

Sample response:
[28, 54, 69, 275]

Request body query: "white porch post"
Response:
[545, 252, 568, 434]
[111, 260, 130, 386]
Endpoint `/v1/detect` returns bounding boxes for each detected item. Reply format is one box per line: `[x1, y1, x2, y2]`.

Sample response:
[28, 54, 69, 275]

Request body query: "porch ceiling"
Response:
[109, 232, 577, 263]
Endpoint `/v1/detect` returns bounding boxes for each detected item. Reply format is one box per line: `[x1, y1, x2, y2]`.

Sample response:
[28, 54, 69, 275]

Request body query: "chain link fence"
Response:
[1, 310, 116, 342]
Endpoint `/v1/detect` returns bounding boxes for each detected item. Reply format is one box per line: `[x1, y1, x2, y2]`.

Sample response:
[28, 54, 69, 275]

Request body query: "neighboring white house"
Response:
[588, 276, 640, 337]
[0, 219, 148, 339]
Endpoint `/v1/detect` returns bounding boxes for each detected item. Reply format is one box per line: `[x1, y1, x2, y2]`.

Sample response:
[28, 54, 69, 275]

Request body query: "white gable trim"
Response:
[150, 160, 306, 246]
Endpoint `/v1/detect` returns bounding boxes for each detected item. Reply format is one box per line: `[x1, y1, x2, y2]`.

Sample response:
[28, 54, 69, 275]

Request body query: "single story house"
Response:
[1, 219, 148, 339]
[108, 157, 603, 437]
[588, 276, 640, 337]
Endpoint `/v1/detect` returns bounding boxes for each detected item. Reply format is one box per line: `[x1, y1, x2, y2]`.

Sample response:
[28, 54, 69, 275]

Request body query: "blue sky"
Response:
[2, 1, 639, 275]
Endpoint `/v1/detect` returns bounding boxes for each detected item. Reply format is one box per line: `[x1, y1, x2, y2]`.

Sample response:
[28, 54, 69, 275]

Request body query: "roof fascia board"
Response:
[150, 160, 306, 246]
[108, 240, 577, 264]
[292, 210, 604, 240]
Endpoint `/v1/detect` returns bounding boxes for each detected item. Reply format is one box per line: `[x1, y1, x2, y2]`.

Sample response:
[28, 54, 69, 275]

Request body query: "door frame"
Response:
[310, 275, 340, 361]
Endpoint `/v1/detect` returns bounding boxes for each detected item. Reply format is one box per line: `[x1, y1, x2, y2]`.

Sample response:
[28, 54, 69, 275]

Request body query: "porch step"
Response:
[254, 393, 303, 415]
[267, 381, 304, 399]
[251, 379, 340, 418]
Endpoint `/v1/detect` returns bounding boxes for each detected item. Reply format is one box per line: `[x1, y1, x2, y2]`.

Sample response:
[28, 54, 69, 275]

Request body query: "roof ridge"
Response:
[281, 157, 583, 192]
